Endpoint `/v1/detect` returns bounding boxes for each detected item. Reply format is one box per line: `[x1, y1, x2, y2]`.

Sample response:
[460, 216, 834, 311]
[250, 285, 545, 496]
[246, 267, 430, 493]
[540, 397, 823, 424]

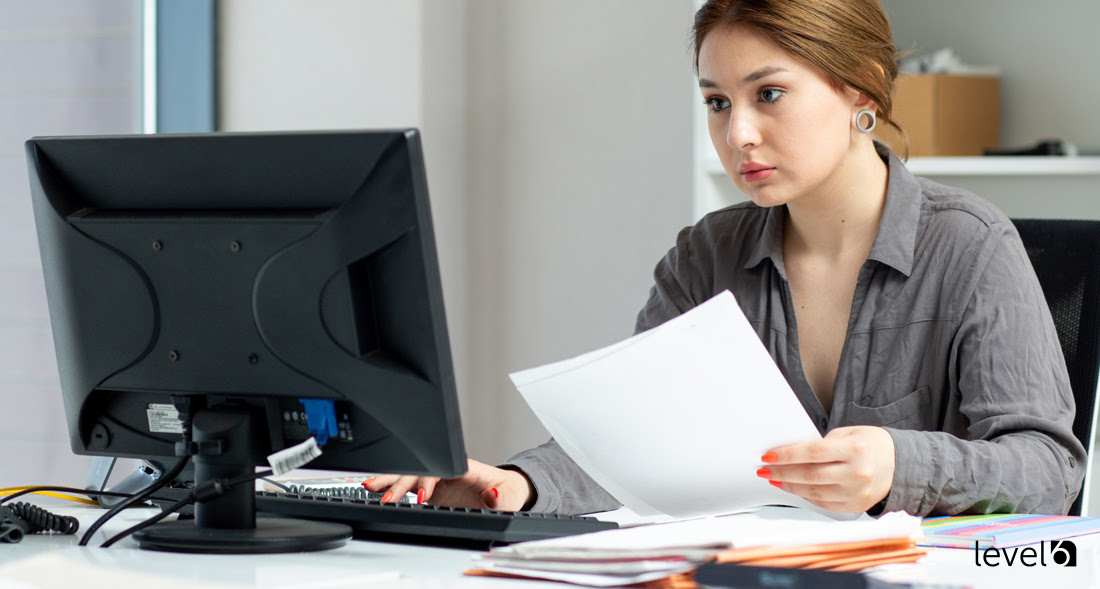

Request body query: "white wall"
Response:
[464, 1, 697, 461]
[879, 0, 1100, 220]
[0, 1, 144, 489]
[218, 0, 696, 462]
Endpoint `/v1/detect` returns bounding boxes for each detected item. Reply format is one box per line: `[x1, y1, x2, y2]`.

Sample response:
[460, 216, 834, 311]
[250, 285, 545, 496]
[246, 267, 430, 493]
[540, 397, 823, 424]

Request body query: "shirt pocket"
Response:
[848, 386, 931, 429]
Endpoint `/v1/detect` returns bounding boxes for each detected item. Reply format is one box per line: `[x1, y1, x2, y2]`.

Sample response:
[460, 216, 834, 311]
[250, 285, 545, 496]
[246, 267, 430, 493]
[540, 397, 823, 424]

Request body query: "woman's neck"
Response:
[784, 139, 890, 260]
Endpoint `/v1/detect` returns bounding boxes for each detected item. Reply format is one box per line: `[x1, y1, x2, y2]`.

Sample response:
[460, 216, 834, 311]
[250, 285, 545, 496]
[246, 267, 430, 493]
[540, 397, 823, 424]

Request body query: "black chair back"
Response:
[1012, 219, 1100, 516]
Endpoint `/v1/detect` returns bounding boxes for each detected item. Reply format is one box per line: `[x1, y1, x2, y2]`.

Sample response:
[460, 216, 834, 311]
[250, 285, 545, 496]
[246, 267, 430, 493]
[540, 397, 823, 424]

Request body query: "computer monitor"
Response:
[25, 129, 467, 552]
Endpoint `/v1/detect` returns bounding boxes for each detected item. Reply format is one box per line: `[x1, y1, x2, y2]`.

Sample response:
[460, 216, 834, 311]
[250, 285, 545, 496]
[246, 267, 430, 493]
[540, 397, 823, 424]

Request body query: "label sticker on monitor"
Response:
[146, 403, 184, 434]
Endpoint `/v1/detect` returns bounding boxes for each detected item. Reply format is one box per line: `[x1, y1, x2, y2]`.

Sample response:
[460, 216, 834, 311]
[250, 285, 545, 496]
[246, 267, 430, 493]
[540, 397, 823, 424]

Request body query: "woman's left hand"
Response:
[759, 425, 895, 513]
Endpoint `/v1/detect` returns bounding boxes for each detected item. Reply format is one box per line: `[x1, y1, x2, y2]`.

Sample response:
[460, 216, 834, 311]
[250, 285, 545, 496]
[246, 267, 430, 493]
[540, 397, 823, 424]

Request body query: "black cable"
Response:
[6, 502, 79, 534]
[1, 500, 83, 544]
[259, 477, 291, 492]
[78, 456, 190, 547]
[99, 468, 275, 548]
[233, 469, 274, 486]
[99, 493, 195, 548]
[0, 505, 29, 543]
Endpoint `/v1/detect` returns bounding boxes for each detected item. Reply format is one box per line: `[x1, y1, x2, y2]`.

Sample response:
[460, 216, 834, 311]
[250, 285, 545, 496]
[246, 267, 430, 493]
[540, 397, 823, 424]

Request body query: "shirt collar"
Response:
[866, 141, 921, 277]
[743, 141, 921, 278]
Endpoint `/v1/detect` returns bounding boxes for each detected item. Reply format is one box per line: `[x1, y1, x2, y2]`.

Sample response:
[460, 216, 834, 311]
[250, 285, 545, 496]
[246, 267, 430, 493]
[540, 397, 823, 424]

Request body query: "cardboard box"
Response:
[875, 74, 1000, 157]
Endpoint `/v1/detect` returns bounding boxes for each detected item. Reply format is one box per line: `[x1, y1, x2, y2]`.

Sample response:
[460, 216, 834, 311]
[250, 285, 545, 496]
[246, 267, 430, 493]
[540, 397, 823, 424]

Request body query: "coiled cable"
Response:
[0, 505, 28, 543]
[0, 502, 79, 543]
[7, 502, 79, 534]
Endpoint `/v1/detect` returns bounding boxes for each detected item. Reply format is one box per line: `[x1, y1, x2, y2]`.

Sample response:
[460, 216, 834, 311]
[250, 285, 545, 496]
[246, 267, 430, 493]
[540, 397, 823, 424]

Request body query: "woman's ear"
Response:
[854, 92, 878, 113]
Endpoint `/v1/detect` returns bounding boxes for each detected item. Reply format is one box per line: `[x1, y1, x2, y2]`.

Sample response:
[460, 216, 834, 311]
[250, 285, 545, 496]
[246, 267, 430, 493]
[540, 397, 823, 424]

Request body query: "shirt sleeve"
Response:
[883, 223, 1087, 516]
[503, 438, 621, 514]
[635, 224, 699, 334]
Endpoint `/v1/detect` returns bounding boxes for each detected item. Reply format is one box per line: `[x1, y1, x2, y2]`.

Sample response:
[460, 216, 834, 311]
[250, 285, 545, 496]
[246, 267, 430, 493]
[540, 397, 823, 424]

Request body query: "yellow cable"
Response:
[0, 487, 99, 506]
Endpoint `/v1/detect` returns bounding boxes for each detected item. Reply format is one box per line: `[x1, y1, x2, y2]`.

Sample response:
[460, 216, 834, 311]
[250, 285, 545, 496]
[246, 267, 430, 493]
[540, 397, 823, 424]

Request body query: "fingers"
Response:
[479, 485, 502, 510]
[382, 475, 419, 503]
[361, 474, 401, 491]
[758, 462, 851, 486]
[769, 479, 847, 504]
[763, 439, 849, 466]
[759, 426, 895, 513]
[418, 477, 439, 504]
[363, 474, 437, 503]
[357, 459, 534, 511]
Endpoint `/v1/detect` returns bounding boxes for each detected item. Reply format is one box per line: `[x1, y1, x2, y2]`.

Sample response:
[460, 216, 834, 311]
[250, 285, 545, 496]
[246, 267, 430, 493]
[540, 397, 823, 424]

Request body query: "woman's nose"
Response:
[726, 109, 761, 151]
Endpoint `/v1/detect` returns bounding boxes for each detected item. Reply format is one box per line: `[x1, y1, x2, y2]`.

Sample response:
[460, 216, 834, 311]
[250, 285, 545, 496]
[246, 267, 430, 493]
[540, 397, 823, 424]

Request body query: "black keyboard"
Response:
[253, 491, 618, 547]
[151, 488, 618, 548]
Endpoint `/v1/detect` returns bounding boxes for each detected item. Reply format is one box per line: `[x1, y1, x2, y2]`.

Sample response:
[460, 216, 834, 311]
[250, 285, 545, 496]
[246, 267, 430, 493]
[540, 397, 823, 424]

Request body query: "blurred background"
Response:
[3, 1, 1098, 513]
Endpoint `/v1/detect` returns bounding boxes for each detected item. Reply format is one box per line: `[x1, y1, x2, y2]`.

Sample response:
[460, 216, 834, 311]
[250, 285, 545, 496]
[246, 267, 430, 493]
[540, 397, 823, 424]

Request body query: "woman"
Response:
[367, 0, 1086, 517]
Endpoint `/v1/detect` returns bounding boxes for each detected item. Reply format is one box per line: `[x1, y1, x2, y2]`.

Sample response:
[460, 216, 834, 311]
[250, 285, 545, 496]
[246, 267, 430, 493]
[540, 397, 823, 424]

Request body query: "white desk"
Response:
[2, 499, 1099, 589]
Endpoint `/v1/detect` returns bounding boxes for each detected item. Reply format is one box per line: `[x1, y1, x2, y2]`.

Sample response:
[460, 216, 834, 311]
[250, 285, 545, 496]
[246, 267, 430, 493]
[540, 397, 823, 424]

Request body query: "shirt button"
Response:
[1069, 455, 1077, 468]
[819, 418, 827, 430]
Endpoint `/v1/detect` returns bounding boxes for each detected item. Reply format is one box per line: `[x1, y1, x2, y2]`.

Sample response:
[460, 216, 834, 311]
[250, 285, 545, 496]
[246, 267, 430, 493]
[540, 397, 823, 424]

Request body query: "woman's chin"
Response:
[741, 187, 790, 209]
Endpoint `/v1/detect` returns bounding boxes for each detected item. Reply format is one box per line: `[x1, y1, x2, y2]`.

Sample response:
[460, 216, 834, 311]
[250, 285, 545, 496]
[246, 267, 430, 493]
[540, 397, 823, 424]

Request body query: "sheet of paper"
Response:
[510, 290, 825, 518]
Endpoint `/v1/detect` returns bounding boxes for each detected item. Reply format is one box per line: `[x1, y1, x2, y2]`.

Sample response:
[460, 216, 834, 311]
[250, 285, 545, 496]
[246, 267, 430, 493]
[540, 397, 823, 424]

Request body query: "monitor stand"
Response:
[132, 406, 352, 553]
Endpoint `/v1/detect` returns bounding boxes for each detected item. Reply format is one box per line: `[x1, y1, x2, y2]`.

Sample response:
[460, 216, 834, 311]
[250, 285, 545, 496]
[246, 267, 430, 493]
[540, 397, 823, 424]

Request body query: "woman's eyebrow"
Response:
[741, 66, 788, 86]
[698, 66, 789, 90]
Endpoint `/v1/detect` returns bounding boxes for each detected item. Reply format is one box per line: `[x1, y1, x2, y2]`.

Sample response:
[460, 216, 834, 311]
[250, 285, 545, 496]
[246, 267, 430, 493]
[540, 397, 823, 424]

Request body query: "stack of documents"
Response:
[467, 509, 925, 586]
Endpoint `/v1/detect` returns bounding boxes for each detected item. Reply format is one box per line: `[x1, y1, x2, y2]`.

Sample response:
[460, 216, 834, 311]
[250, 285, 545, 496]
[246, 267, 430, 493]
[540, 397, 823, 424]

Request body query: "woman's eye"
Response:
[705, 97, 731, 113]
[759, 88, 784, 104]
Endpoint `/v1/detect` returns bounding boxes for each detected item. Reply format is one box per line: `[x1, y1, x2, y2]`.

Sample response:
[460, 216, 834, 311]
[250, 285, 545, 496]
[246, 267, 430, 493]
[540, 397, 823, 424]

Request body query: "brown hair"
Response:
[692, 0, 909, 157]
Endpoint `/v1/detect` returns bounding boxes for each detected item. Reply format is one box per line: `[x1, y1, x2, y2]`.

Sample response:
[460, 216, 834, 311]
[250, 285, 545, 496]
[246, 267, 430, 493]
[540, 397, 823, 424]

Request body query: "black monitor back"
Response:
[26, 129, 466, 478]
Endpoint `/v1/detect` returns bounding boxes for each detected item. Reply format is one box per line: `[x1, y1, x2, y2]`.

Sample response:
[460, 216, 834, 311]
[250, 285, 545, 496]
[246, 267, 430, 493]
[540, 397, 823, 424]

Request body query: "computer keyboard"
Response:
[150, 488, 618, 548]
[253, 491, 618, 547]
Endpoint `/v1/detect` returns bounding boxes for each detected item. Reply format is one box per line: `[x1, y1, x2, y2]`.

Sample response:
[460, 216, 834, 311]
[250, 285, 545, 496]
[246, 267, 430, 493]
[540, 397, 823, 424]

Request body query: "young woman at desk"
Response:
[366, 0, 1086, 517]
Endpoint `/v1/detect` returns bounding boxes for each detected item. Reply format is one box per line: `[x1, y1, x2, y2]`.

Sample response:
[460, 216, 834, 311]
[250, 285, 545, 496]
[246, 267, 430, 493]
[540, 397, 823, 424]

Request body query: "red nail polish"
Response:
[492, 487, 500, 499]
[770, 480, 783, 489]
[361, 477, 377, 488]
[756, 467, 771, 479]
[761, 452, 778, 464]
[380, 491, 393, 503]
[417, 488, 427, 504]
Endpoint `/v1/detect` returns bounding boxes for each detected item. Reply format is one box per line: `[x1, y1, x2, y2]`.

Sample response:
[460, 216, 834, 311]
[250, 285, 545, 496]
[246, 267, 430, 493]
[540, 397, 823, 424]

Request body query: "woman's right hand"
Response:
[362, 458, 535, 512]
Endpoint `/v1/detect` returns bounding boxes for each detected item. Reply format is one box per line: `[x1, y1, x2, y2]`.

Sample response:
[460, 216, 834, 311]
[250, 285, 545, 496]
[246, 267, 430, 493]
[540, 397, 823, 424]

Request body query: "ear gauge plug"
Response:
[855, 109, 877, 133]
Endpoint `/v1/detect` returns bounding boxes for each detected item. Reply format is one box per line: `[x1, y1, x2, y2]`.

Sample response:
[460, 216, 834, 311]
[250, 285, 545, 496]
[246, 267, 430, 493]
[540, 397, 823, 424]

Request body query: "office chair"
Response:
[1012, 219, 1100, 516]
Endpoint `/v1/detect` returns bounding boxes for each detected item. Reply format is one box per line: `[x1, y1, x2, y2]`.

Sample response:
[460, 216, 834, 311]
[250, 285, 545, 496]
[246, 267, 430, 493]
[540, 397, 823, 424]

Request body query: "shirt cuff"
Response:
[497, 464, 538, 511]
[499, 453, 561, 513]
[881, 427, 932, 516]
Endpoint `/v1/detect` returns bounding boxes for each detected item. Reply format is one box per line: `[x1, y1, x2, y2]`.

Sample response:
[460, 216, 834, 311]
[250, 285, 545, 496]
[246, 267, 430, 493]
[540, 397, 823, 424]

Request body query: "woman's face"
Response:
[698, 25, 863, 208]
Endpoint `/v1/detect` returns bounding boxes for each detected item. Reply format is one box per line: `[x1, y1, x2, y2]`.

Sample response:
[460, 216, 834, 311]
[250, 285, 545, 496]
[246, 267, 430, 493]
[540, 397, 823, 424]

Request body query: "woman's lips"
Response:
[739, 165, 775, 182]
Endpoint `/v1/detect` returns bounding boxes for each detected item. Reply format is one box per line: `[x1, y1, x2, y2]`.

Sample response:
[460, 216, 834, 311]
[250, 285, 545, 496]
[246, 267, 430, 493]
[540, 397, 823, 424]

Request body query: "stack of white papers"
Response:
[474, 509, 923, 586]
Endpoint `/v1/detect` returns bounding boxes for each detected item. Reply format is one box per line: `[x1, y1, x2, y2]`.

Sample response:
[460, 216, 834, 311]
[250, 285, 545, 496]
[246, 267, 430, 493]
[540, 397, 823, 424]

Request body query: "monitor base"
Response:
[133, 516, 352, 553]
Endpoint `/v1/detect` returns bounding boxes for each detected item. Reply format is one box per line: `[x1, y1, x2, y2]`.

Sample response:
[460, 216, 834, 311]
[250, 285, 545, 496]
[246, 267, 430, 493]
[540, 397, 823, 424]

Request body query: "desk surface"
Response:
[2, 499, 1099, 589]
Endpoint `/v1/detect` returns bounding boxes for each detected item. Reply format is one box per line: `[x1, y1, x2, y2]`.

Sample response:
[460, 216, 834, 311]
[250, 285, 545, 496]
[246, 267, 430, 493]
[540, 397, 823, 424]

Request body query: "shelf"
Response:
[905, 156, 1100, 176]
[702, 156, 1100, 177]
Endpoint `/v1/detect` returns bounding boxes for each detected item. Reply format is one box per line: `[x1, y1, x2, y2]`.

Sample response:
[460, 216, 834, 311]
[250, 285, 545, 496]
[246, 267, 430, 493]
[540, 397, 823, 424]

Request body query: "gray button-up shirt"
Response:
[508, 144, 1086, 517]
